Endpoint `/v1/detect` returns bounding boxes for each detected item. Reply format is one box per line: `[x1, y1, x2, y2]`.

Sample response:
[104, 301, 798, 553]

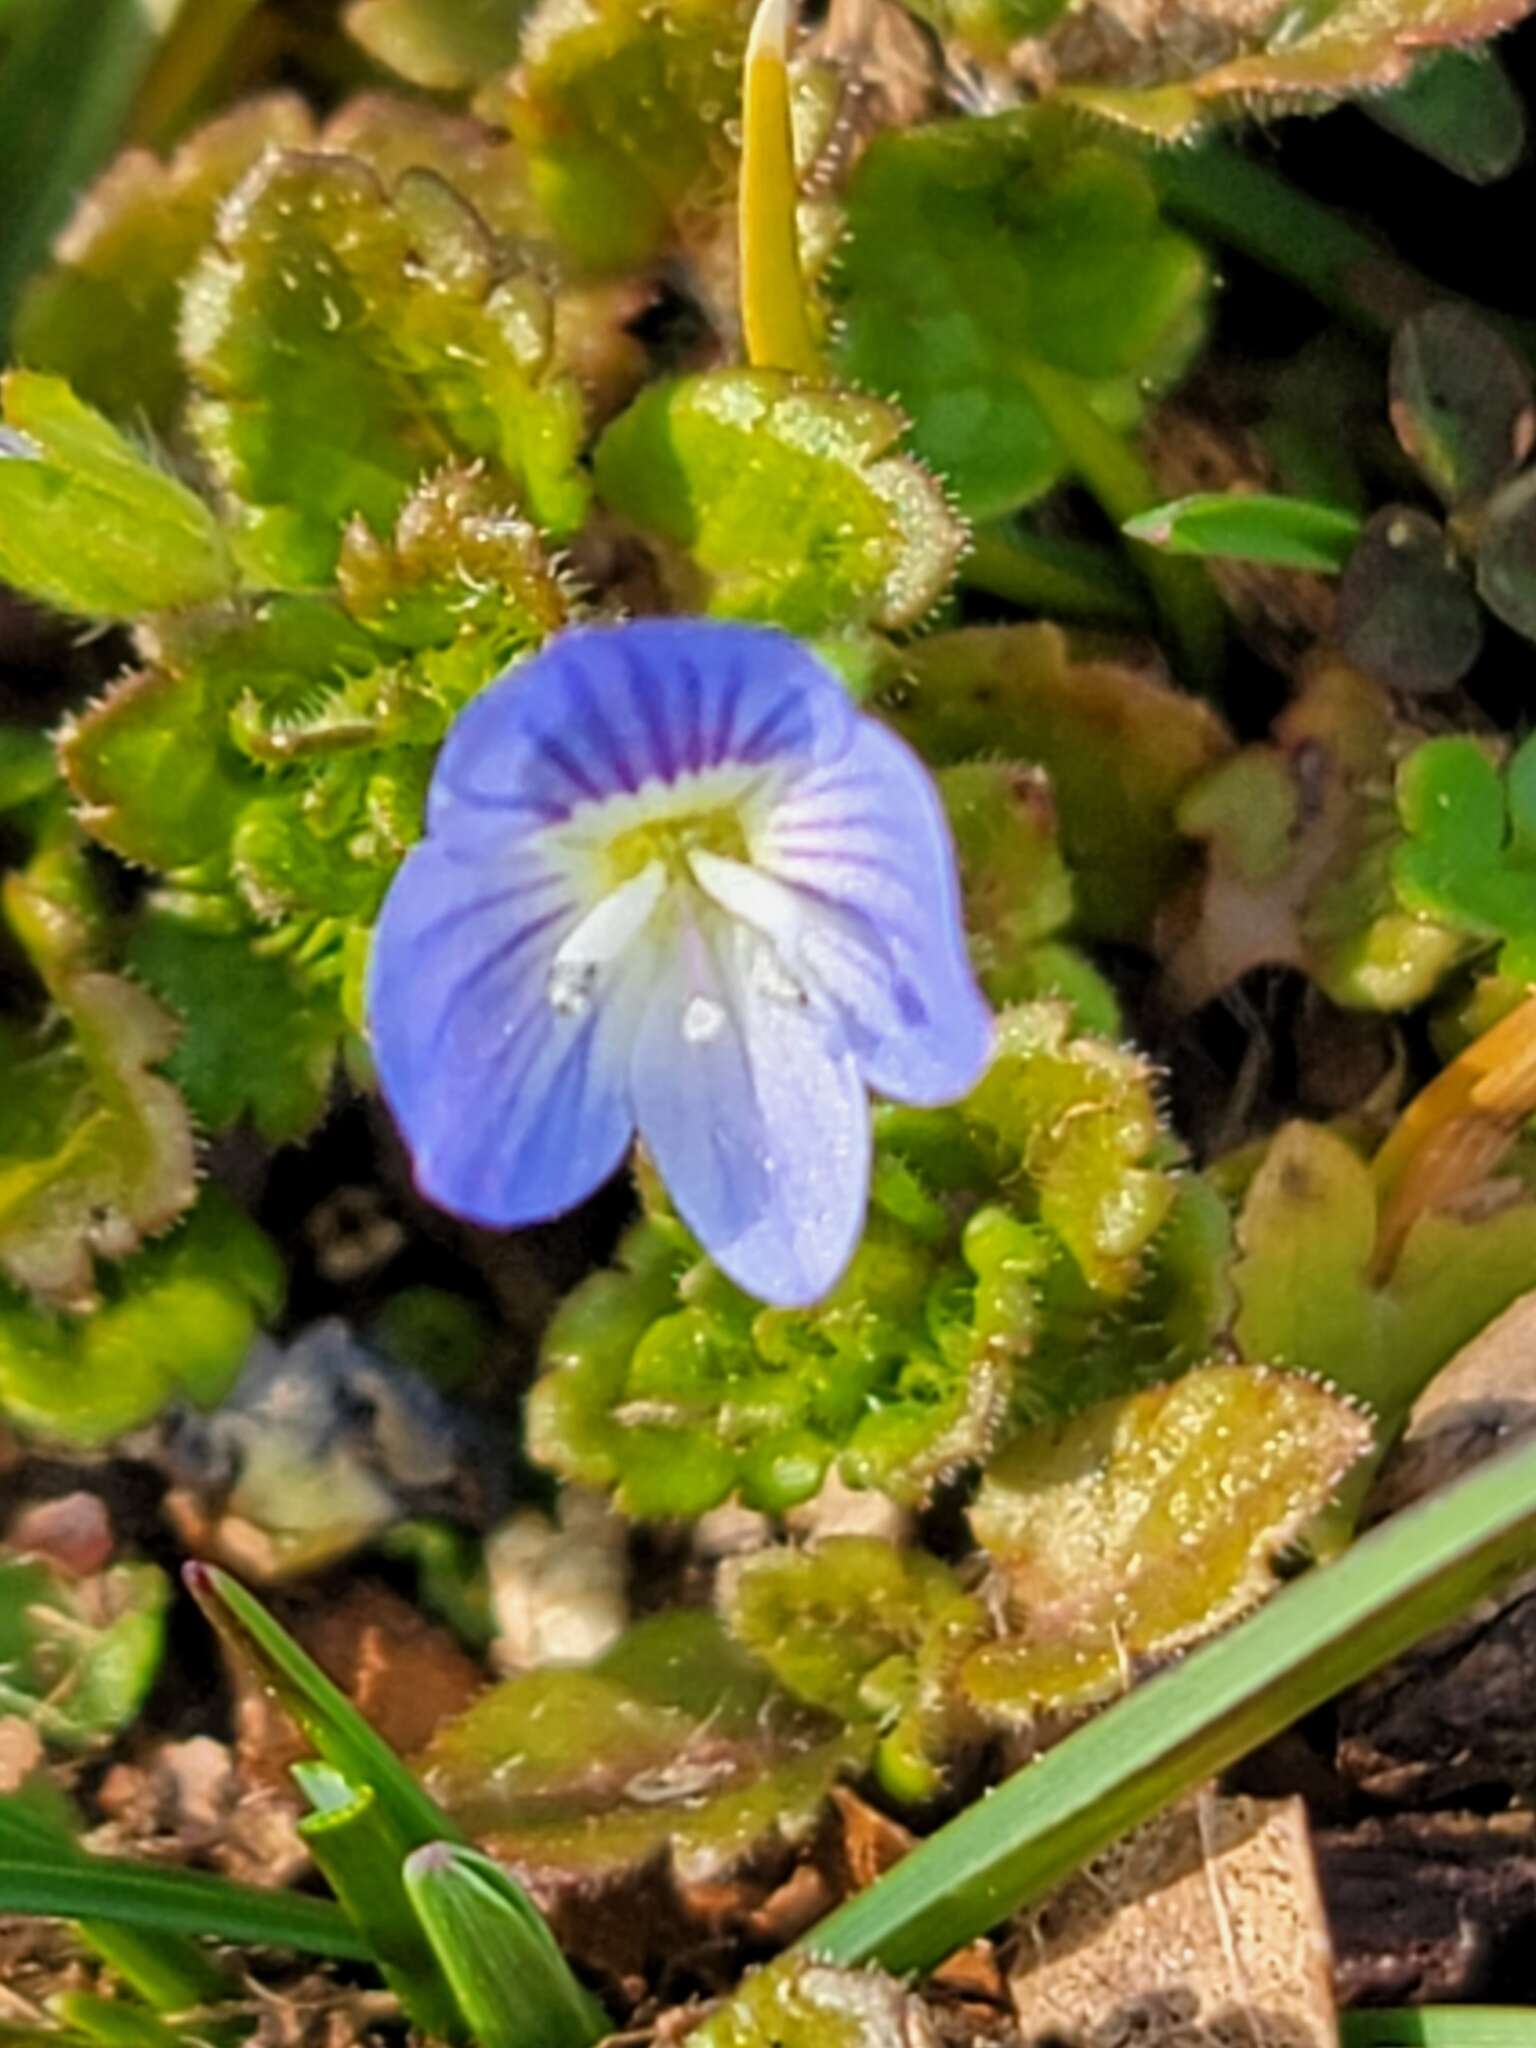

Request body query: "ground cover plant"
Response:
[5, 1, 1536, 2044]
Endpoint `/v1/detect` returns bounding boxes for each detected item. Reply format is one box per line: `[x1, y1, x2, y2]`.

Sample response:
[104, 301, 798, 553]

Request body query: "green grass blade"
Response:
[804, 1432, 1536, 1975]
[293, 1764, 461, 2038]
[0, 1796, 229, 2011]
[1011, 355, 1227, 692]
[1344, 2014, 1536, 2048]
[403, 1844, 610, 2048]
[1123, 493, 1363, 572]
[0, 1858, 371, 1961]
[962, 525, 1152, 626]
[184, 1563, 465, 1853]
[0, 0, 177, 341]
[48, 1995, 188, 2048]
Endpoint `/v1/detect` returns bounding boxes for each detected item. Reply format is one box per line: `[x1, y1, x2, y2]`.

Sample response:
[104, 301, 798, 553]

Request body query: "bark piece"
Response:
[1316, 1811, 1536, 2006]
[1009, 1795, 1337, 2048]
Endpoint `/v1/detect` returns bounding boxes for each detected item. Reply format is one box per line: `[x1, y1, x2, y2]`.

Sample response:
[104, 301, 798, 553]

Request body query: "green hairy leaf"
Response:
[721, 1540, 986, 1801]
[478, 0, 750, 273]
[832, 121, 1208, 521]
[182, 148, 587, 584]
[530, 1004, 1221, 1518]
[0, 1192, 282, 1444]
[595, 368, 964, 634]
[961, 1366, 1370, 1723]
[421, 1610, 871, 1887]
[804, 1428, 1536, 1972]
[689, 1956, 936, 2048]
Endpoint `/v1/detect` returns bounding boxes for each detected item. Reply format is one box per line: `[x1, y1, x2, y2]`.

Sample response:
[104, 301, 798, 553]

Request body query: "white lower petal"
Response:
[630, 907, 869, 1308]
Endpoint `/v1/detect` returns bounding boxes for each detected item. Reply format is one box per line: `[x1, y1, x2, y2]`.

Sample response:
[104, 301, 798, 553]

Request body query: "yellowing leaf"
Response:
[1234, 1119, 1536, 1436]
[961, 1365, 1370, 1723]
[887, 624, 1230, 941]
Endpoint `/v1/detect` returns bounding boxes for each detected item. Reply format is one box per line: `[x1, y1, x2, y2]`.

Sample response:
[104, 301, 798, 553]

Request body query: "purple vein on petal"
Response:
[420, 901, 573, 1065]
[624, 647, 679, 783]
[534, 729, 607, 805]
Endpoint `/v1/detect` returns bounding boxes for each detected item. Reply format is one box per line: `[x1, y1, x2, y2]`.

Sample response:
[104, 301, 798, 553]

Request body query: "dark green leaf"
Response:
[1334, 506, 1482, 696]
[1369, 52, 1527, 185]
[832, 121, 1208, 521]
[1390, 305, 1535, 509]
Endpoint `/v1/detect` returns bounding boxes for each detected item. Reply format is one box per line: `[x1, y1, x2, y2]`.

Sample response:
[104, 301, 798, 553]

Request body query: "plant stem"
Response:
[1013, 356, 1226, 690]
[963, 525, 1151, 626]
[1153, 140, 1536, 356]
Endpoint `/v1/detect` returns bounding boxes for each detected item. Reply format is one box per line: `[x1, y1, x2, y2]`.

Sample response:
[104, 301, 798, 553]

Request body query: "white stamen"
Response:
[548, 860, 667, 1017]
[682, 994, 727, 1043]
[689, 848, 810, 1006]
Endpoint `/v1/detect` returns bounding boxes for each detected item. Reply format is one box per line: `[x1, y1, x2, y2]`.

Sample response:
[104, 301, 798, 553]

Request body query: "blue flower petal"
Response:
[755, 718, 993, 1104]
[630, 911, 869, 1307]
[427, 620, 857, 857]
[368, 840, 637, 1226]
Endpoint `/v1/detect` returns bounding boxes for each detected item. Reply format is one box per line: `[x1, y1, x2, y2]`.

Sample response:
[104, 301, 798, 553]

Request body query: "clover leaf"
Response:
[1392, 732, 1536, 982]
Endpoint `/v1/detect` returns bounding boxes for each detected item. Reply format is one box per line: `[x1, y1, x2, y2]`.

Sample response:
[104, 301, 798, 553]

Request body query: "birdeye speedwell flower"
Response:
[369, 619, 992, 1306]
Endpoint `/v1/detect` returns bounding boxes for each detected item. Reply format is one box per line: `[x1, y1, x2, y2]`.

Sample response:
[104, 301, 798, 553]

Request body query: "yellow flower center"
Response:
[604, 806, 751, 890]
